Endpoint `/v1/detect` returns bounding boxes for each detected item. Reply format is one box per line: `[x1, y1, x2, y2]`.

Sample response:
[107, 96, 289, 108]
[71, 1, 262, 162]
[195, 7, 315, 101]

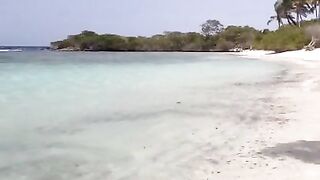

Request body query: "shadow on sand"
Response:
[262, 140, 320, 164]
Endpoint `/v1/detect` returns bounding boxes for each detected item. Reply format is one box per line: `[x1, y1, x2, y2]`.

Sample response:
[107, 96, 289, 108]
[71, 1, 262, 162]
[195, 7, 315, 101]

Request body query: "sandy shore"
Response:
[233, 48, 320, 62]
[217, 49, 320, 180]
[1, 51, 320, 180]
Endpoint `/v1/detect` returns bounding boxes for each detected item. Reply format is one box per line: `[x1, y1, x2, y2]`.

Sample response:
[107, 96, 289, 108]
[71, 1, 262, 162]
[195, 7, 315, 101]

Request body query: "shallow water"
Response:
[0, 52, 284, 180]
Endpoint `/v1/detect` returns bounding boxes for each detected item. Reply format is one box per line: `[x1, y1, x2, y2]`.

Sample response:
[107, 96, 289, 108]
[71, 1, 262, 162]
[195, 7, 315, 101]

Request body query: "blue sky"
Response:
[1, 0, 276, 46]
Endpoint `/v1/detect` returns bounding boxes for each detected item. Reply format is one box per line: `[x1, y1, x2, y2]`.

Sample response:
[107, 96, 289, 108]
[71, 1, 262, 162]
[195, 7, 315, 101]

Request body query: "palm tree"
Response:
[268, 0, 289, 27]
[274, 0, 297, 26]
[310, 0, 320, 19]
[318, 0, 320, 19]
[269, 0, 319, 28]
[267, 15, 283, 28]
[307, 0, 318, 18]
[297, 0, 320, 19]
[292, 0, 311, 27]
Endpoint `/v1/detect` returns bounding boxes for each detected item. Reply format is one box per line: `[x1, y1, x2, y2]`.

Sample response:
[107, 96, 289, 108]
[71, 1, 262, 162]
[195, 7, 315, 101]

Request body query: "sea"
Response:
[0, 51, 285, 180]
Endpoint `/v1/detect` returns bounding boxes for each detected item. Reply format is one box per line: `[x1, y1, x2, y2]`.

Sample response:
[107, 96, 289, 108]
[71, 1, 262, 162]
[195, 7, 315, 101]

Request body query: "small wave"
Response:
[0, 49, 23, 52]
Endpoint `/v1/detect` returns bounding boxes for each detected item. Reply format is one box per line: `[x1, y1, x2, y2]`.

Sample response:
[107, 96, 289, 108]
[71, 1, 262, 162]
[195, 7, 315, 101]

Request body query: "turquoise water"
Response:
[0, 52, 282, 180]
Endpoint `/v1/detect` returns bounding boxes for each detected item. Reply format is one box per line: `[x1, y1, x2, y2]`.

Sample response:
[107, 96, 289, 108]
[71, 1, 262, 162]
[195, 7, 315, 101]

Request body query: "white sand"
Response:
[219, 49, 320, 180]
[2, 51, 320, 180]
[235, 49, 320, 61]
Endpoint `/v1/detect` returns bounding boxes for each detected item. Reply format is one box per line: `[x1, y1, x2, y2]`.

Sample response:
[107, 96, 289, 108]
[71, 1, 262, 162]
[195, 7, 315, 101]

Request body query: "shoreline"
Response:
[218, 50, 320, 179]
[1, 51, 320, 179]
[228, 48, 320, 62]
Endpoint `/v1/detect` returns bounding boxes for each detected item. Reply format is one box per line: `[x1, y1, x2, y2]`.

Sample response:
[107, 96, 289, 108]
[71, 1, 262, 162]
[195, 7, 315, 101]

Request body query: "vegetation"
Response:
[200, 20, 224, 37]
[254, 25, 310, 52]
[264, 0, 320, 52]
[51, 21, 262, 52]
[268, 0, 320, 27]
[52, 0, 320, 53]
[52, 31, 206, 51]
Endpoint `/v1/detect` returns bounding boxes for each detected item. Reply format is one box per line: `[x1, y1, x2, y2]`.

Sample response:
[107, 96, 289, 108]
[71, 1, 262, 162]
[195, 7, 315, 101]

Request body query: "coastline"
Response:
[229, 49, 320, 62]
[1, 51, 320, 179]
[218, 50, 320, 179]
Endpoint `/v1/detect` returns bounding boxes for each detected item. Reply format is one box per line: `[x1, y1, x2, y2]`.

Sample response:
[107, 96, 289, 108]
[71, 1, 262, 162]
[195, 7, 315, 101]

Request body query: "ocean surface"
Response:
[0, 52, 284, 180]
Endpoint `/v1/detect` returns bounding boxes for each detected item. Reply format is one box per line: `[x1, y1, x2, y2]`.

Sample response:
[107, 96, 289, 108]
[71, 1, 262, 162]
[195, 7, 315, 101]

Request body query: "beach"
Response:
[216, 49, 320, 180]
[3, 0, 320, 179]
[1, 51, 320, 180]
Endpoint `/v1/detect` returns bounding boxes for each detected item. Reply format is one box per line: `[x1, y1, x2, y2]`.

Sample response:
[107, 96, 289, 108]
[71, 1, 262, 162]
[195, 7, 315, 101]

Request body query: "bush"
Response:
[254, 25, 310, 52]
[217, 26, 260, 50]
[51, 21, 319, 52]
[215, 39, 235, 51]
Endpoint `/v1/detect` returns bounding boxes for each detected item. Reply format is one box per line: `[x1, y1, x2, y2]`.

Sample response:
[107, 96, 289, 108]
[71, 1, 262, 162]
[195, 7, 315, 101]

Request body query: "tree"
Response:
[279, 0, 297, 25]
[308, 0, 320, 19]
[267, 15, 283, 28]
[201, 20, 224, 37]
[269, 0, 319, 28]
[269, 0, 297, 27]
[293, 0, 313, 27]
[217, 26, 260, 50]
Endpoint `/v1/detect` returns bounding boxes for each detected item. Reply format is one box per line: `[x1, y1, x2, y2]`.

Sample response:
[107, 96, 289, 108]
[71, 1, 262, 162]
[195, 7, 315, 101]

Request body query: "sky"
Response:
[1, 0, 276, 46]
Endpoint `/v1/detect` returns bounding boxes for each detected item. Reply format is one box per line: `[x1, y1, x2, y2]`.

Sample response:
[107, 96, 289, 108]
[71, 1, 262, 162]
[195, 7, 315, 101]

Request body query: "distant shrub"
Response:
[217, 26, 260, 50]
[51, 20, 319, 52]
[254, 25, 310, 52]
[51, 40, 73, 49]
[215, 39, 235, 51]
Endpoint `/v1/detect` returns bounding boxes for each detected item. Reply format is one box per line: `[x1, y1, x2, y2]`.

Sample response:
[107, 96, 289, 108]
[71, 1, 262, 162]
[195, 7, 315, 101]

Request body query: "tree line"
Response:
[51, 0, 320, 53]
[51, 20, 261, 52]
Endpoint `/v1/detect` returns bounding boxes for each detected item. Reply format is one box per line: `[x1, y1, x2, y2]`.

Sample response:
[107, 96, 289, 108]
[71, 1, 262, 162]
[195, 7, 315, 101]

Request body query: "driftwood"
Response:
[305, 37, 319, 51]
[305, 25, 320, 51]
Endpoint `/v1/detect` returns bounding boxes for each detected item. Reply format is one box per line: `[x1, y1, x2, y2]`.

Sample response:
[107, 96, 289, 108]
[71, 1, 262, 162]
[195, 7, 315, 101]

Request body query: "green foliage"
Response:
[269, 0, 320, 28]
[51, 20, 319, 52]
[51, 30, 211, 51]
[254, 25, 310, 52]
[215, 39, 235, 51]
[217, 26, 260, 50]
[201, 19, 224, 37]
[51, 25, 261, 52]
[51, 40, 74, 49]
